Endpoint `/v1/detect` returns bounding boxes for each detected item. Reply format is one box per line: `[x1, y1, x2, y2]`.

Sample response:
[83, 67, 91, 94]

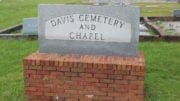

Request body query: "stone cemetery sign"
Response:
[39, 4, 139, 56]
[22, 18, 38, 35]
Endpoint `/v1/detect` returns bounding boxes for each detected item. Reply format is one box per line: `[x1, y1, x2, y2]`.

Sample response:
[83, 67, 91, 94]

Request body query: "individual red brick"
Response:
[124, 76, 137, 80]
[37, 87, 51, 92]
[87, 63, 93, 68]
[93, 96, 113, 101]
[24, 74, 30, 78]
[49, 60, 55, 66]
[37, 70, 50, 75]
[115, 96, 129, 101]
[129, 84, 139, 90]
[78, 63, 84, 67]
[136, 94, 144, 101]
[109, 74, 123, 80]
[65, 90, 78, 94]
[44, 61, 50, 66]
[44, 92, 56, 96]
[94, 74, 107, 79]
[114, 80, 128, 84]
[122, 65, 127, 70]
[114, 70, 130, 75]
[92, 83, 107, 88]
[78, 82, 92, 86]
[57, 67, 70, 72]
[57, 76, 71, 81]
[137, 76, 145, 81]
[65, 72, 78, 77]
[29, 66, 42, 70]
[131, 71, 145, 76]
[71, 77, 83, 82]
[79, 97, 93, 101]
[79, 73, 93, 78]
[51, 72, 64, 77]
[108, 92, 120, 97]
[63, 62, 70, 67]
[23, 59, 28, 65]
[71, 67, 85, 72]
[36, 60, 41, 66]
[99, 79, 114, 84]
[54, 61, 59, 67]
[40, 60, 45, 66]
[85, 86, 97, 91]
[135, 66, 141, 71]
[70, 85, 85, 90]
[106, 64, 117, 70]
[82, 63, 88, 68]
[117, 65, 122, 70]
[96, 69, 114, 74]
[99, 87, 114, 92]
[130, 81, 144, 86]
[25, 70, 36, 75]
[66, 98, 79, 101]
[84, 78, 99, 83]
[43, 66, 56, 71]
[78, 90, 94, 95]
[24, 66, 29, 70]
[113, 86, 129, 93]
[102, 64, 108, 69]
[25, 87, 37, 92]
[30, 91, 43, 96]
[31, 60, 36, 66]
[31, 74, 42, 79]
[140, 66, 145, 72]
[126, 65, 132, 70]
[93, 91, 106, 96]
[58, 61, 63, 67]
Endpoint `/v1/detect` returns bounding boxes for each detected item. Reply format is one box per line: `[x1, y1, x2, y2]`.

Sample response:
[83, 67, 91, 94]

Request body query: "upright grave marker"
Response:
[22, 18, 38, 35]
[39, 4, 139, 56]
[173, 9, 180, 17]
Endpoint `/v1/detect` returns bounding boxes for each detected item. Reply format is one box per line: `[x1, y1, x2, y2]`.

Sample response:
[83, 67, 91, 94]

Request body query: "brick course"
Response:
[23, 52, 145, 101]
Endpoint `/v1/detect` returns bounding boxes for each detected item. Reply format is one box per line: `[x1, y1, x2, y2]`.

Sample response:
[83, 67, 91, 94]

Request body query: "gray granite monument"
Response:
[173, 9, 180, 17]
[22, 18, 38, 35]
[38, 4, 140, 56]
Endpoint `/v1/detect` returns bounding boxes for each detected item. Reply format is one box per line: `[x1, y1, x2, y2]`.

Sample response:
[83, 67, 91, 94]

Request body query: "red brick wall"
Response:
[23, 52, 145, 101]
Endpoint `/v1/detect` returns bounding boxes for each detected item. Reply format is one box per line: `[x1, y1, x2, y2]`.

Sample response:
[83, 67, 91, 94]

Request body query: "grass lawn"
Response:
[0, 0, 82, 30]
[136, 3, 180, 17]
[0, 0, 180, 30]
[0, 39, 179, 101]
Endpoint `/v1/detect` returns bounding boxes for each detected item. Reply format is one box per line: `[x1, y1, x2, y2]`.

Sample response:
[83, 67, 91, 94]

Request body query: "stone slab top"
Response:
[38, 4, 139, 56]
[23, 52, 145, 67]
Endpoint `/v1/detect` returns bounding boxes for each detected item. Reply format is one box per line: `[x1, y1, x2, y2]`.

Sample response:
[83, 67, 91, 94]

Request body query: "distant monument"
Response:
[84, 0, 131, 5]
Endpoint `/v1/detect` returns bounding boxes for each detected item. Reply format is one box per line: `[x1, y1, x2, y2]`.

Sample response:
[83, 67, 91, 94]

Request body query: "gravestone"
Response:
[84, 0, 130, 5]
[173, 9, 180, 17]
[39, 4, 139, 56]
[22, 18, 38, 35]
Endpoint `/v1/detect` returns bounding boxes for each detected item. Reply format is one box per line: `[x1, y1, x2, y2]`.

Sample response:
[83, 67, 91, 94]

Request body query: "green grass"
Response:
[0, 0, 82, 30]
[0, 0, 180, 30]
[140, 41, 180, 101]
[0, 39, 38, 101]
[136, 3, 180, 17]
[0, 39, 179, 101]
